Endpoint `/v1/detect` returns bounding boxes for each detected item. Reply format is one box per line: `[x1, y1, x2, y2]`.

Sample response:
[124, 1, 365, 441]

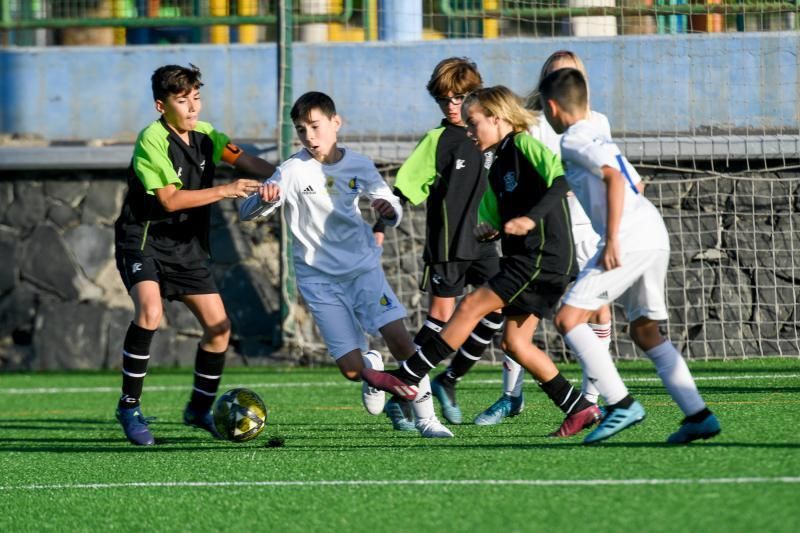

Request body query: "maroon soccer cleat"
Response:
[549, 404, 602, 438]
[361, 368, 419, 401]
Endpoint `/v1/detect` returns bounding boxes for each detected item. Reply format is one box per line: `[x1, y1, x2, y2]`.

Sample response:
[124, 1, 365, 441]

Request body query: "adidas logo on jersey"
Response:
[597, 290, 609, 299]
[302, 185, 315, 195]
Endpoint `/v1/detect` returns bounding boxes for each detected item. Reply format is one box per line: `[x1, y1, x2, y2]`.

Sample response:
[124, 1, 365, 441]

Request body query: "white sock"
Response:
[564, 323, 629, 405]
[411, 374, 436, 420]
[502, 354, 525, 397]
[582, 322, 611, 404]
[646, 340, 706, 416]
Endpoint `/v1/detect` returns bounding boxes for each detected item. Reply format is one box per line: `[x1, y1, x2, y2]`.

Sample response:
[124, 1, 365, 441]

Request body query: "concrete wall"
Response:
[1, 33, 798, 142]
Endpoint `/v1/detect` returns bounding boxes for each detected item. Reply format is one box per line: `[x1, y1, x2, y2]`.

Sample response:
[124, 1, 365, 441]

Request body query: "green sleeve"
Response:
[194, 121, 231, 165]
[132, 122, 181, 194]
[393, 127, 445, 206]
[514, 133, 564, 186]
[478, 185, 501, 230]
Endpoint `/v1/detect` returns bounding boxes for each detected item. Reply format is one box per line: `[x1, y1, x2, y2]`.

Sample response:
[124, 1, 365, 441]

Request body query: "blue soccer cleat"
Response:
[183, 403, 223, 439]
[431, 373, 462, 425]
[473, 393, 525, 426]
[384, 396, 416, 432]
[583, 400, 646, 444]
[116, 405, 155, 446]
[667, 413, 721, 444]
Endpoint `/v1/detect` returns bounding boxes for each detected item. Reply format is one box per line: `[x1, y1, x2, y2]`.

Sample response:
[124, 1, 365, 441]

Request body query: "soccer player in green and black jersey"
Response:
[113, 64, 275, 446]
[374, 58, 503, 426]
[364, 86, 602, 438]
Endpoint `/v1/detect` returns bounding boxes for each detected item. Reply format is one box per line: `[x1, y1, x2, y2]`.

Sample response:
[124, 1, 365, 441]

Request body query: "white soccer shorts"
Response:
[297, 267, 407, 360]
[563, 249, 670, 321]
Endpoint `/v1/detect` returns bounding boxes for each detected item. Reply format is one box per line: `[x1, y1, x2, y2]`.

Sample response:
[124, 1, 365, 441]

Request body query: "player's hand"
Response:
[373, 231, 385, 247]
[259, 182, 281, 203]
[504, 216, 535, 236]
[474, 222, 500, 242]
[371, 199, 396, 219]
[601, 237, 622, 270]
[223, 179, 261, 199]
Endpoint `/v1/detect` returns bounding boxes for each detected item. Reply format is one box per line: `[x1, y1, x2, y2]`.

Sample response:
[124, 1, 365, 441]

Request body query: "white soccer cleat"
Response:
[361, 350, 386, 415]
[415, 416, 454, 438]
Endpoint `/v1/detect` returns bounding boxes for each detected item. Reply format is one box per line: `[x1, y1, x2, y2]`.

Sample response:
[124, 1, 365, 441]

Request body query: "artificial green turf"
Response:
[1, 358, 799, 532]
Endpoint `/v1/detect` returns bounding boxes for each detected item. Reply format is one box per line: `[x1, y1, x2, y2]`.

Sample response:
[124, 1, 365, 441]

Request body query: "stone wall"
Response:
[0, 169, 282, 371]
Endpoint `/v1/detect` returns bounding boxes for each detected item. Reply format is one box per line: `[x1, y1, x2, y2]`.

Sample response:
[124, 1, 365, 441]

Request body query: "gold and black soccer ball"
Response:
[212, 388, 268, 442]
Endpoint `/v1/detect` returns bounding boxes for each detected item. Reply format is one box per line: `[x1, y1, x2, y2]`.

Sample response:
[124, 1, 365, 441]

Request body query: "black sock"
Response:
[685, 407, 712, 423]
[608, 395, 635, 411]
[119, 322, 156, 409]
[539, 372, 593, 415]
[397, 333, 454, 384]
[189, 346, 227, 413]
[446, 311, 503, 380]
[413, 315, 446, 347]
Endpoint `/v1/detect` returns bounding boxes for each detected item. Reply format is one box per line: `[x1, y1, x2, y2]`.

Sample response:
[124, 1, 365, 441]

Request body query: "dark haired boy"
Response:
[240, 91, 453, 438]
[113, 64, 275, 446]
[540, 68, 721, 444]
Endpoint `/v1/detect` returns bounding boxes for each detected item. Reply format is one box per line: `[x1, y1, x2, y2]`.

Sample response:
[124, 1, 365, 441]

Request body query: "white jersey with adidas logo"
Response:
[560, 119, 669, 253]
[239, 147, 403, 282]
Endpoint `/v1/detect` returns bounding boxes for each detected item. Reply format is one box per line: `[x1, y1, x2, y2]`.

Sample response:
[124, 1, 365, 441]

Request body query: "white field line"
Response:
[1, 477, 799, 492]
[0, 373, 798, 395]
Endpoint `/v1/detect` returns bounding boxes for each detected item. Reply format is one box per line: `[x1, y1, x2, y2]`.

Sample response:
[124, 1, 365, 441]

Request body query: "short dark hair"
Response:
[291, 91, 337, 123]
[151, 64, 203, 102]
[538, 68, 588, 114]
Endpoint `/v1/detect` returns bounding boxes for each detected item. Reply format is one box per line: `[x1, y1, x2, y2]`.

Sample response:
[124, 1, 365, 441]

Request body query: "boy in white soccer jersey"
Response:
[540, 69, 721, 444]
[239, 91, 452, 438]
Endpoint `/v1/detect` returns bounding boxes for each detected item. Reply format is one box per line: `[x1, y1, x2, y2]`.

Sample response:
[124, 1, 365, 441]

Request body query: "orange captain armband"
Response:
[221, 142, 244, 165]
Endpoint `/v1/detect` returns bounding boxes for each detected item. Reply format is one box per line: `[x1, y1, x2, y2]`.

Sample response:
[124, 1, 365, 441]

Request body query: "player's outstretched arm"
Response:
[233, 152, 277, 179]
[155, 179, 261, 212]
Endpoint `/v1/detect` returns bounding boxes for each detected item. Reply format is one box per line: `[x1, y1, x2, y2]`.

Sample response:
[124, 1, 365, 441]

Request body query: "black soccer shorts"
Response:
[116, 249, 218, 300]
[420, 256, 501, 298]
[488, 255, 572, 319]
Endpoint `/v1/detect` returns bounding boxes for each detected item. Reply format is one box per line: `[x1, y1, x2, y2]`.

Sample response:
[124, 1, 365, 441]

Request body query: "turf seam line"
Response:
[2, 477, 799, 491]
[2, 373, 799, 395]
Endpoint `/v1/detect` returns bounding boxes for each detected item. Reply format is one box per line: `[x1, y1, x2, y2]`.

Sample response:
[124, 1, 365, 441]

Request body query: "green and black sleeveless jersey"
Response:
[394, 119, 496, 263]
[114, 118, 230, 263]
[479, 131, 578, 277]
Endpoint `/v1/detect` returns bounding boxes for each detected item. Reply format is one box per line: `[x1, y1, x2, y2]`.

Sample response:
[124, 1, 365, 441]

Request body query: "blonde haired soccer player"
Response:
[540, 68, 721, 444]
[240, 91, 452, 438]
[364, 86, 602, 438]
[476, 50, 641, 425]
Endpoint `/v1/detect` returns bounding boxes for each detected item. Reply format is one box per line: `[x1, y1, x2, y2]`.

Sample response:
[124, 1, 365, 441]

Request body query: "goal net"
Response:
[271, 1, 800, 361]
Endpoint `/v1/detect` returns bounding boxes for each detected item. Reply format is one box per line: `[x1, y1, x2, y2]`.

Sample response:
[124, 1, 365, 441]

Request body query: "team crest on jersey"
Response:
[323, 176, 340, 196]
[503, 171, 518, 192]
[348, 177, 358, 191]
[379, 293, 395, 308]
